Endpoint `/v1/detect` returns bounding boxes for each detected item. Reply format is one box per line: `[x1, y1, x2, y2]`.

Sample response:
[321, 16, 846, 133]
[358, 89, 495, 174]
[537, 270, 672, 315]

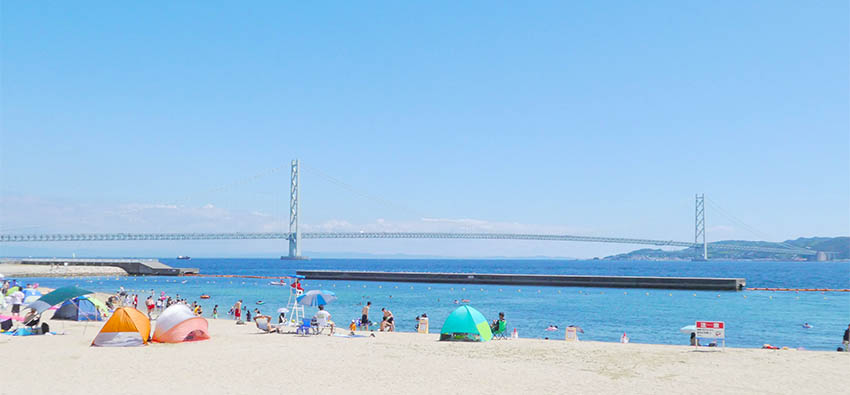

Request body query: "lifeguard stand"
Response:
[282, 276, 306, 329]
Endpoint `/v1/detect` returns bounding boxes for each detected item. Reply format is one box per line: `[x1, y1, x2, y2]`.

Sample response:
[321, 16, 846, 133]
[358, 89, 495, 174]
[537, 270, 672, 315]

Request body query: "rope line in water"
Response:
[746, 287, 849, 292]
[183, 273, 298, 280]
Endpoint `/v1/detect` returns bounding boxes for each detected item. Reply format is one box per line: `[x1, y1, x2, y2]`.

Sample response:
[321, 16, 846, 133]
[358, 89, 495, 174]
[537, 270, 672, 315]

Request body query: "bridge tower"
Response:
[287, 159, 303, 259]
[695, 194, 707, 260]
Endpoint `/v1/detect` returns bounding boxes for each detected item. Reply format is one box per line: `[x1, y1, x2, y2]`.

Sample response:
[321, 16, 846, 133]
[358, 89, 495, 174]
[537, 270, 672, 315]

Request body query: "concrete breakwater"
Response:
[297, 270, 746, 291]
[4, 258, 197, 276]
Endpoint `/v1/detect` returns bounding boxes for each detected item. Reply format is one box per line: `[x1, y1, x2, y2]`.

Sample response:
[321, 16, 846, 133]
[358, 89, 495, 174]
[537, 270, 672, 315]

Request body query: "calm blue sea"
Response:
[19, 259, 850, 350]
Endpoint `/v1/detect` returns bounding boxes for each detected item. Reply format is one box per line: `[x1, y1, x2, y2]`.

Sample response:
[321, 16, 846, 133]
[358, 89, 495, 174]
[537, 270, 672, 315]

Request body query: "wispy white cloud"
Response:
[0, 194, 628, 258]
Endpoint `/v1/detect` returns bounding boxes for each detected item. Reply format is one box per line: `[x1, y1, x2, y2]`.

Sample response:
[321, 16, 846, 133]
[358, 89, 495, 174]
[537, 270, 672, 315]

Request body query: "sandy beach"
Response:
[0, 263, 128, 277]
[1, 310, 847, 395]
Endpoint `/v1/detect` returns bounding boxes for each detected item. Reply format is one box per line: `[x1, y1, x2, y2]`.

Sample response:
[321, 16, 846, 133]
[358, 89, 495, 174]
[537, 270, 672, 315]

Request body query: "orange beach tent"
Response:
[92, 307, 151, 347]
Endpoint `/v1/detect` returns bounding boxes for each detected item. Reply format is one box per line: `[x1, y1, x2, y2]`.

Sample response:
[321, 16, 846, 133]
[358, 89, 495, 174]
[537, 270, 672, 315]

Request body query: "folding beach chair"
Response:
[255, 316, 279, 333]
[492, 320, 507, 340]
[314, 315, 333, 335]
[296, 318, 313, 336]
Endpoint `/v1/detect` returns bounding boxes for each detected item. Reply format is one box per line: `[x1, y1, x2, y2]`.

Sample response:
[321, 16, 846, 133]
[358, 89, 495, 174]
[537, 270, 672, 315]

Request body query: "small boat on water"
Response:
[268, 281, 287, 286]
[200, 294, 210, 299]
[177, 256, 191, 260]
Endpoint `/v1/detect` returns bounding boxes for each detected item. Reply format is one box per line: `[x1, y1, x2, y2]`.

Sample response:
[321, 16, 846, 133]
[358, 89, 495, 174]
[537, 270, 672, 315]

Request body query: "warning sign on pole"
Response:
[695, 321, 725, 338]
[695, 321, 726, 348]
[565, 327, 579, 342]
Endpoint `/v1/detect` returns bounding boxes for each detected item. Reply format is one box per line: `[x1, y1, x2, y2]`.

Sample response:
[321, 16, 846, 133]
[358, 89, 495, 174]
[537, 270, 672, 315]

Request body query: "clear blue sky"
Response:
[1, 1, 848, 258]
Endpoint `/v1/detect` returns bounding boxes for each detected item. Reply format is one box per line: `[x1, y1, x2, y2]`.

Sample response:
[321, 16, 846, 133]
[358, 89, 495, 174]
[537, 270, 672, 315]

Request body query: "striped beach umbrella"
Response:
[296, 290, 337, 307]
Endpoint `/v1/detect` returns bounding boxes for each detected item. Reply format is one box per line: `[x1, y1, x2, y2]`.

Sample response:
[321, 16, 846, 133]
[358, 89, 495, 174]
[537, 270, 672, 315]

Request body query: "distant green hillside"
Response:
[604, 236, 849, 261]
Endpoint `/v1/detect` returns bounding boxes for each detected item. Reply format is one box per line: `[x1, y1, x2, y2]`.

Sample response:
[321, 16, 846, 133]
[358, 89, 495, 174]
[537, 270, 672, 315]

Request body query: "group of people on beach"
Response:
[116, 287, 206, 318]
[1, 279, 32, 318]
[357, 301, 395, 331]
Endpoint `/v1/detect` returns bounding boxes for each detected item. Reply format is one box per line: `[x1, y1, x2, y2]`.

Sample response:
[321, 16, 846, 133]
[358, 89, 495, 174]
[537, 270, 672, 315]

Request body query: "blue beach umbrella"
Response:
[296, 290, 337, 307]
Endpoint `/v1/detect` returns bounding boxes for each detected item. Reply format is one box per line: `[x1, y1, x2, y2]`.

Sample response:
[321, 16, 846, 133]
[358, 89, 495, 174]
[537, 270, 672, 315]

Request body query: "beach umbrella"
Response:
[296, 290, 337, 307]
[680, 325, 696, 334]
[27, 285, 93, 314]
[276, 307, 289, 314]
[568, 325, 585, 333]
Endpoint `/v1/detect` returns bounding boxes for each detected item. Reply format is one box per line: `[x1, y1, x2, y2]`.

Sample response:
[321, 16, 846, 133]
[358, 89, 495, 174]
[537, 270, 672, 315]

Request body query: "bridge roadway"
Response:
[0, 232, 816, 255]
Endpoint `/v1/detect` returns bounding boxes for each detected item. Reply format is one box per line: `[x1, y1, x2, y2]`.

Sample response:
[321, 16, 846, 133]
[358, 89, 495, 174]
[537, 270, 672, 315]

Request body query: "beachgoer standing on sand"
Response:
[380, 308, 394, 331]
[843, 323, 850, 351]
[145, 296, 155, 318]
[245, 306, 252, 322]
[133, 294, 138, 309]
[361, 301, 371, 329]
[10, 288, 24, 318]
[213, 305, 218, 319]
[234, 300, 242, 322]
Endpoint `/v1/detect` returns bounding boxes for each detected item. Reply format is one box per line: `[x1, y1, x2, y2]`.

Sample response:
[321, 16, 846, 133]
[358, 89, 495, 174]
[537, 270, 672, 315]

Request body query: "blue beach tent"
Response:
[52, 297, 103, 321]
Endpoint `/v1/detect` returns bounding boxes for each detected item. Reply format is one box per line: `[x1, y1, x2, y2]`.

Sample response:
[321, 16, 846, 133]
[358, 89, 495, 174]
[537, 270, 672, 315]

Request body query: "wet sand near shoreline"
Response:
[1, 315, 847, 395]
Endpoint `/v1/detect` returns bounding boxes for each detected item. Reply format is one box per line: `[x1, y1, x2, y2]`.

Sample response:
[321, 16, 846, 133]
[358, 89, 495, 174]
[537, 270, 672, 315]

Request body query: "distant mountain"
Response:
[603, 236, 849, 261]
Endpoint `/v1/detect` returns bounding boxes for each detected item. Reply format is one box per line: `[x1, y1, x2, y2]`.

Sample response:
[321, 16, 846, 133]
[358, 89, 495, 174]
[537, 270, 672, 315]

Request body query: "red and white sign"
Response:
[696, 321, 725, 339]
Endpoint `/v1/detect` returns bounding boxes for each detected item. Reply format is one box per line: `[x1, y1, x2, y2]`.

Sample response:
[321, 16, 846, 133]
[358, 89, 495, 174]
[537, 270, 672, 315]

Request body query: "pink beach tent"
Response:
[152, 304, 210, 343]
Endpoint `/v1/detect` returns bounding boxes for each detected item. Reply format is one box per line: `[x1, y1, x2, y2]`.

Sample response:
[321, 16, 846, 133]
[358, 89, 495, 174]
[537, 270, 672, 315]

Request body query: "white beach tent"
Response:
[152, 304, 209, 343]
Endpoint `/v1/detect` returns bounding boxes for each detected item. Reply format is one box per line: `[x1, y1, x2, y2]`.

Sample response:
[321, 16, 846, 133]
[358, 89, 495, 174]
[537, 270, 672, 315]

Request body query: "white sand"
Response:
[1, 312, 847, 395]
[0, 263, 127, 277]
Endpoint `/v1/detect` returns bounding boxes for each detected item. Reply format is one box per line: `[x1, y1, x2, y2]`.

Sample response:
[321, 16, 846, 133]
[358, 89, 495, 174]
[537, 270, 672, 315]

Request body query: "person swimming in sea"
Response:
[802, 322, 813, 329]
[545, 324, 559, 331]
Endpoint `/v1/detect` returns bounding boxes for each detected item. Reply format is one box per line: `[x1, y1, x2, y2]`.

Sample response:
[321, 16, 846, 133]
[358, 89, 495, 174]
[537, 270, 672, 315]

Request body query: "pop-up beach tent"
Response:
[440, 305, 493, 342]
[92, 307, 150, 347]
[152, 304, 209, 343]
[53, 296, 103, 321]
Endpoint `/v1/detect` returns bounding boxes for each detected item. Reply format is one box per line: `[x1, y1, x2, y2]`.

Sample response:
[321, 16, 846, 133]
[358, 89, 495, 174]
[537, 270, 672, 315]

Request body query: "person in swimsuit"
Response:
[145, 296, 155, 318]
[843, 323, 850, 352]
[380, 308, 394, 332]
[234, 300, 242, 322]
[361, 301, 371, 329]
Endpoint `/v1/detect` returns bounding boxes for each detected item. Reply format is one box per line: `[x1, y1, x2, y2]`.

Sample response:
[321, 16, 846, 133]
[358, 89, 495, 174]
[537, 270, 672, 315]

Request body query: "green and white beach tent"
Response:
[440, 305, 493, 342]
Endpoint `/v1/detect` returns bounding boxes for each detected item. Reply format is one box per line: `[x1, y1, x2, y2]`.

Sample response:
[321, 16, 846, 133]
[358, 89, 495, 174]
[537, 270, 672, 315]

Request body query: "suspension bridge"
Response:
[0, 160, 817, 260]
